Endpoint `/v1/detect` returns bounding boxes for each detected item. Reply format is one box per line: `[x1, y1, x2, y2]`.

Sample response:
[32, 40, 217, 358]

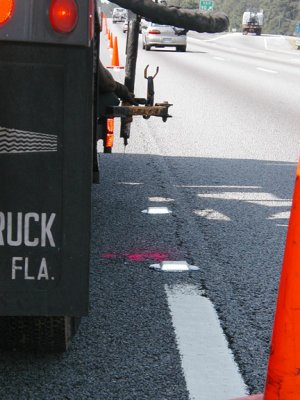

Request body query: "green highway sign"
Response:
[199, 0, 214, 10]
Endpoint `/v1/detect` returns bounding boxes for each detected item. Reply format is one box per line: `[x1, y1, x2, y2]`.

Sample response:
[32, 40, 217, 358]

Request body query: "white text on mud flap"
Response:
[0, 212, 56, 280]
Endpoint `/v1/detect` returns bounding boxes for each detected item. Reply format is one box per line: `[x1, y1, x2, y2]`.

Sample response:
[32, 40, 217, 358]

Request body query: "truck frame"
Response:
[0, 0, 228, 352]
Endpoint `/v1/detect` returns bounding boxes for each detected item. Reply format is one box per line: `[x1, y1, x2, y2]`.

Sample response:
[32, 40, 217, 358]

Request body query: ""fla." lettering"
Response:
[12, 257, 52, 280]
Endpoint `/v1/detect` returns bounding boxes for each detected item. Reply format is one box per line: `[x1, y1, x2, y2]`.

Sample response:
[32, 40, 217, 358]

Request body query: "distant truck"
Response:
[242, 10, 263, 36]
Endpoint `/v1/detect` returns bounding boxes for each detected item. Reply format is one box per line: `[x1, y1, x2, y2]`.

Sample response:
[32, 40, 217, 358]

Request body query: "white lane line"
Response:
[256, 67, 278, 74]
[165, 284, 248, 400]
[213, 56, 225, 61]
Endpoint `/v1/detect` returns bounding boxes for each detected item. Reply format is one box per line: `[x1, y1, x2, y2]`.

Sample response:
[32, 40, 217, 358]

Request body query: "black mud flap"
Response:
[0, 316, 81, 353]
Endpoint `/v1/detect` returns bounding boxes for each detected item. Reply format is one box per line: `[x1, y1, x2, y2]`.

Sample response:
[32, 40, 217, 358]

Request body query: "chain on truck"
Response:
[0, 0, 228, 352]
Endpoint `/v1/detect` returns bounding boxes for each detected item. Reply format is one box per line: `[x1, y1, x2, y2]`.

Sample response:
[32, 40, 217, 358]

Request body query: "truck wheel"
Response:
[176, 46, 186, 52]
[145, 45, 151, 51]
[0, 316, 80, 352]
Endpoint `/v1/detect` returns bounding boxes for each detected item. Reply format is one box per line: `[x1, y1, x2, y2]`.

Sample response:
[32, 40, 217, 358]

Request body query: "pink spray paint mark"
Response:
[101, 253, 119, 260]
[101, 251, 171, 262]
[126, 252, 169, 262]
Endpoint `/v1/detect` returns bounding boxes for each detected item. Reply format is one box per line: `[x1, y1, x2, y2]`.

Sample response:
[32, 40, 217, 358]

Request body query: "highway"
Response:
[0, 28, 299, 399]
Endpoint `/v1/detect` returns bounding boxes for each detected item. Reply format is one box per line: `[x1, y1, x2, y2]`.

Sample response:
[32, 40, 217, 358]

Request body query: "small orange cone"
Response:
[231, 160, 300, 400]
[106, 37, 124, 69]
[109, 32, 113, 49]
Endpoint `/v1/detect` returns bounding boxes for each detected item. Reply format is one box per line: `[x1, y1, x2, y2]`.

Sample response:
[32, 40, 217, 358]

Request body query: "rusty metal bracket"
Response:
[106, 102, 172, 122]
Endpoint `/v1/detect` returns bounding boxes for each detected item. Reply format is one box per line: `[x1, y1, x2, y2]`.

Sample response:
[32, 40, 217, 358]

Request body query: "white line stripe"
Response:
[165, 284, 248, 400]
[213, 56, 225, 61]
[256, 67, 278, 74]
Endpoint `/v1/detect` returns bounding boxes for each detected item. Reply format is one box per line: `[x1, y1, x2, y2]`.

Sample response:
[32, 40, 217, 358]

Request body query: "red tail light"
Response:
[49, 0, 79, 34]
[0, 0, 15, 27]
[148, 29, 161, 34]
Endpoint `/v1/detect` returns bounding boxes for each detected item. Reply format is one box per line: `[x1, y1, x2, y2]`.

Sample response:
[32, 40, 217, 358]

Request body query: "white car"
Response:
[112, 8, 126, 23]
[122, 19, 128, 33]
[142, 23, 187, 52]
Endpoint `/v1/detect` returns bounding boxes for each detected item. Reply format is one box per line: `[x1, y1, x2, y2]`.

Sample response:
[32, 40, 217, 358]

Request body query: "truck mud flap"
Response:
[0, 316, 80, 353]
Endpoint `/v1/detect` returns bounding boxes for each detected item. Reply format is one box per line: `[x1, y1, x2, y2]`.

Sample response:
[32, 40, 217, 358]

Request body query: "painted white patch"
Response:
[197, 192, 291, 207]
[194, 209, 231, 221]
[213, 56, 225, 61]
[256, 67, 278, 74]
[245, 201, 291, 207]
[268, 211, 290, 220]
[165, 284, 248, 400]
[148, 196, 174, 202]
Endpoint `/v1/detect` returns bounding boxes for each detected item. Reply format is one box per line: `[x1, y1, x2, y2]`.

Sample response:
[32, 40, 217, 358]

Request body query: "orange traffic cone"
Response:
[263, 160, 300, 399]
[231, 160, 300, 400]
[106, 37, 124, 69]
[111, 37, 120, 66]
[109, 32, 113, 49]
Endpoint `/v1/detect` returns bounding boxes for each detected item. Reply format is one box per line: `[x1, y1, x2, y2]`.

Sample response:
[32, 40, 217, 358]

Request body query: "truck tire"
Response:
[0, 316, 80, 352]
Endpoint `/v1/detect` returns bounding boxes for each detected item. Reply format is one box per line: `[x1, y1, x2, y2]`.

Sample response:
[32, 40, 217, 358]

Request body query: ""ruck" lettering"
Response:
[0, 212, 56, 247]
